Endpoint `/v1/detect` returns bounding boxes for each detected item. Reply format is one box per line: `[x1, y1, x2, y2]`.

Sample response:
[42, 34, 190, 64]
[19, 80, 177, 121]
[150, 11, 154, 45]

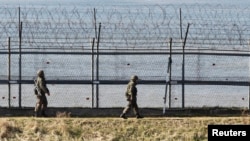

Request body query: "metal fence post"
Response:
[180, 8, 182, 40]
[182, 23, 190, 109]
[18, 7, 22, 108]
[91, 38, 95, 108]
[163, 38, 172, 115]
[94, 8, 97, 39]
[169, 38, 172, 108]
[8, 37, 11, 108]
[96, 23, 101, 108]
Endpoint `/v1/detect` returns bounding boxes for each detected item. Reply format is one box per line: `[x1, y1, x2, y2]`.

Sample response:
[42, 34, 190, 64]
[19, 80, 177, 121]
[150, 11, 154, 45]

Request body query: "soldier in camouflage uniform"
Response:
[120, 75, 143, 119]
[34, 70, 50, 117]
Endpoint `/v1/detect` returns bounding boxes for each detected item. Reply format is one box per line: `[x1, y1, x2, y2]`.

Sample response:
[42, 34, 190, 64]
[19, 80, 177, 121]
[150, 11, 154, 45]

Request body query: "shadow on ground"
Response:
[0, 107, 249, 118]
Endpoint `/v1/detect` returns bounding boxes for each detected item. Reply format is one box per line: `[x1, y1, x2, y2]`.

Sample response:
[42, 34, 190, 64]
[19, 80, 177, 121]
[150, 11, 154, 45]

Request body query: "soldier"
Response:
[120, 75, 143, 119]
[34, 69, 50, 117]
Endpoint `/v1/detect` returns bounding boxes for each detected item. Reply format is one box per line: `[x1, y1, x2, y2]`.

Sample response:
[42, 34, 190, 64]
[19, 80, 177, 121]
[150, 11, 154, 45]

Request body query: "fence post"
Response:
[182, 23, 190, 109]
[18, 7, 22, 108]
[163, 38, 172, 115]
[91, 38, 95, 108]
[180, 8, 182, 40]
[8, 37, 11, 108]
[96, 23, 101, 108]
[169, 38, 172, 108]
[94, 8, 97, 39]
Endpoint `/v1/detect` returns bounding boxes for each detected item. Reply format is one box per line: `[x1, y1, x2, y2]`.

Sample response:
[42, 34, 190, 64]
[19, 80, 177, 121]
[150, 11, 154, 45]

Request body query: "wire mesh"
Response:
[98, 55, 168, 80]
[0, 4, 249, 108]
[170, 85, 248, 108]
[0, 4, 249, 51]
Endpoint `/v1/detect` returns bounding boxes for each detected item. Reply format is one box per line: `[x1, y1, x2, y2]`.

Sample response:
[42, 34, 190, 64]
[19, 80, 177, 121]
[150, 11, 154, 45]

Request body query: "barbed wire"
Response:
[0, 4, 249, 51]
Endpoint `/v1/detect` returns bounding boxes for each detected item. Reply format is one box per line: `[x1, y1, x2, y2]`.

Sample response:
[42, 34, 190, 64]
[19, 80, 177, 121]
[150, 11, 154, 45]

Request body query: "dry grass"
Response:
[0, 114, 249, 141]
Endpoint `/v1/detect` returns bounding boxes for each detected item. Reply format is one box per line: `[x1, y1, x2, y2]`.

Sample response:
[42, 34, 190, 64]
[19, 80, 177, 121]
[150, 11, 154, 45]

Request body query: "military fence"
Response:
[0, 4, 250, 109]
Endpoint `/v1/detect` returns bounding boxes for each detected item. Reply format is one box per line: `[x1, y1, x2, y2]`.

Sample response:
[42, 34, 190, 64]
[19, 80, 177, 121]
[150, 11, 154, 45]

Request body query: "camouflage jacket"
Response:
[126, 80, 137, 98]
[36, 77, 50, 95]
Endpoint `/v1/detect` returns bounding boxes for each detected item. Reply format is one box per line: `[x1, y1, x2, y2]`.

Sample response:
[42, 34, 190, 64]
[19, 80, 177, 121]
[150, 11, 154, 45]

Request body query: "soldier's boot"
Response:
[41, 110, 48, 117]
[136, 113, 143, 119]
[120, 113, 127, 119]
[34, 111, 38, 117]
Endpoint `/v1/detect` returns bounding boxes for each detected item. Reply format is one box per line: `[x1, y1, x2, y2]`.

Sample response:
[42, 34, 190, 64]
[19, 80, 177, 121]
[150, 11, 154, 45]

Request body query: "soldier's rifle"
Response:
[34, 79, 42, 96]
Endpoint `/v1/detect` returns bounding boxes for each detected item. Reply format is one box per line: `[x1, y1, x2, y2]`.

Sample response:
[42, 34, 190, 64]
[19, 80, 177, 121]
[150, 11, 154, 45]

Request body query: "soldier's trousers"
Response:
[34, 95, 48, 113]
[122, 99, 139, 115]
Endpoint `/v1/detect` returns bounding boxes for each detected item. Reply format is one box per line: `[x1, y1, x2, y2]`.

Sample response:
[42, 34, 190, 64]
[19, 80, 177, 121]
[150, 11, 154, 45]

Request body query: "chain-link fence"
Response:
[0, 4, 249, 109]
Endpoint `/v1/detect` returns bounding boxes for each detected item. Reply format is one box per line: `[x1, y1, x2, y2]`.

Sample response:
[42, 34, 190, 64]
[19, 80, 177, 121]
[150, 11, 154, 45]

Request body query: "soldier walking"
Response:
[120, 75, 143, 119]
[34, 70, 50, 117]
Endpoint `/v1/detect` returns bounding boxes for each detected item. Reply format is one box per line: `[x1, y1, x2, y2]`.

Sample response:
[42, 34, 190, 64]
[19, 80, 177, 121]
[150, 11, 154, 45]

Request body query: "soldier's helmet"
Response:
[130, 75, 139, 81]
[37, 69, 44, 77]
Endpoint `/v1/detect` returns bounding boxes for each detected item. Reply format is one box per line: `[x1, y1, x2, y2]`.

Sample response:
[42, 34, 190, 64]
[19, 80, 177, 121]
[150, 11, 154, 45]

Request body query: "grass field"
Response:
[0, 114, 249, 141]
